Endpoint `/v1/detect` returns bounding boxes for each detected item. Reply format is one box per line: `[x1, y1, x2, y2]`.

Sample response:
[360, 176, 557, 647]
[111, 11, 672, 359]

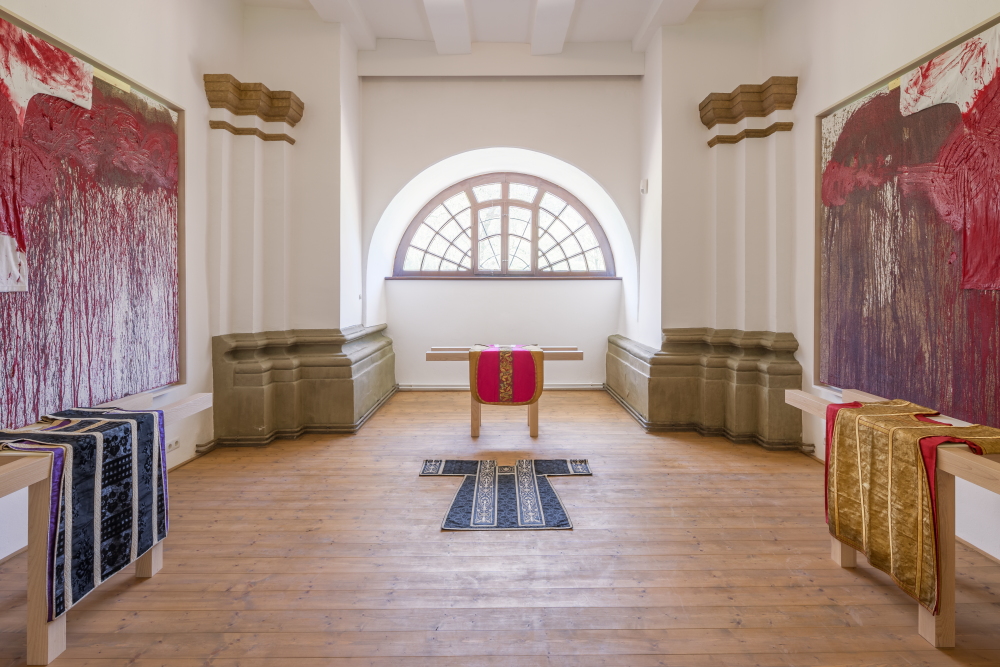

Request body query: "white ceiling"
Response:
[241, 0, 768, 52]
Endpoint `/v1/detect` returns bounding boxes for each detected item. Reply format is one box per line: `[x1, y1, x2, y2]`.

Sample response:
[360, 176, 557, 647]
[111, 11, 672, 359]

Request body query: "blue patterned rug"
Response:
[420, 459, 591, 530]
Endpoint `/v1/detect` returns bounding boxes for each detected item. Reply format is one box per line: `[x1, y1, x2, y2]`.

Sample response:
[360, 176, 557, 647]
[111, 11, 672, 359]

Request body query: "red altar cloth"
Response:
[469, 345, 544, 406]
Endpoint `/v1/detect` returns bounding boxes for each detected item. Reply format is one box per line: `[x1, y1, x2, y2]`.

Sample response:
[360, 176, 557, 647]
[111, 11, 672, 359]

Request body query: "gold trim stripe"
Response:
[707, 122, 794, 148]
[208, 120, 296, 145]
[498, 347, 513, 403]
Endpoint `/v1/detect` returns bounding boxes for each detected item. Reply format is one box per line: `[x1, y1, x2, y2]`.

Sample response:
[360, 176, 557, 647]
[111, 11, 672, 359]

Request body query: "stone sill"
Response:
[385, 276, 621, 281]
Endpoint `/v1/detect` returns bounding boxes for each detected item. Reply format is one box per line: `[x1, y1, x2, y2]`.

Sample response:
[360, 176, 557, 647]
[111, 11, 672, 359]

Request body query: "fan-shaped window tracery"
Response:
[393, 173, 615, 277]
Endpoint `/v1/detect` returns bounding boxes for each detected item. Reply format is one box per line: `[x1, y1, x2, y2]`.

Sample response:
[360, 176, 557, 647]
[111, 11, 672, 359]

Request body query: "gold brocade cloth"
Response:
[827, 400, 1000, 613]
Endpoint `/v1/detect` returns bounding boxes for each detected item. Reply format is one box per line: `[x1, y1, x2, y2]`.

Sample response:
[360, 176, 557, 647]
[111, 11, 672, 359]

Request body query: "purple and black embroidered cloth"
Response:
[0, 407, 167, 620]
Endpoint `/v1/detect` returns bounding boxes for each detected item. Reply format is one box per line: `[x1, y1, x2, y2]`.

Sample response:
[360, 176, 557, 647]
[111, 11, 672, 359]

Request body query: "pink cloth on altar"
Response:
[475, 345, 537, 403]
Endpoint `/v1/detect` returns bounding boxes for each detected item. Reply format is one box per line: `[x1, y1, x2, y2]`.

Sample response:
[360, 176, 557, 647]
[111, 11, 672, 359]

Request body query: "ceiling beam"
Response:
[309, 0, 377, 50]
[423, 0, 472, 55]
[632, 0, 700, 52]
[531, 0, 576, 56]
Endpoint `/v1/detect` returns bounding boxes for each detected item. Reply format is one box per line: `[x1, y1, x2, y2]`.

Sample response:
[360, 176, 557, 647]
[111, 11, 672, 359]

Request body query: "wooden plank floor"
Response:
[2, 390, 1000, 666]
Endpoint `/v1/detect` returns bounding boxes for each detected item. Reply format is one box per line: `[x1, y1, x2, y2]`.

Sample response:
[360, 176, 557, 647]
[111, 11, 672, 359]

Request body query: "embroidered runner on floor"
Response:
[420, 459, 591, 530]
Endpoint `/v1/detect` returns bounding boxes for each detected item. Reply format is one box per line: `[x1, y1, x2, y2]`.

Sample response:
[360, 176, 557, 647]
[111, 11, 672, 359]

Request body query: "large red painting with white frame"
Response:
[0, 17, 179, 429]
[820, 21, 1000, 426]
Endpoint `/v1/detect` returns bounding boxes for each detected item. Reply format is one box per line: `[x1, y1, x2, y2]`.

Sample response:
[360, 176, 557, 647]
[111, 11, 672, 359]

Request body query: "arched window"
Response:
[393, 173, 615, 277]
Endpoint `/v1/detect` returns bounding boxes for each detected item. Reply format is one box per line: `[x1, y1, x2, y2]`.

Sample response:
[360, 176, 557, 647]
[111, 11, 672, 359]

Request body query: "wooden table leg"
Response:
[136, 541, 163, 578]
[471, 396, 481, 437]
[27, 480, 65, 666]
[831, 535, 857, 568]
[919, 469, 956, 648]
[528, 401, 538, 438]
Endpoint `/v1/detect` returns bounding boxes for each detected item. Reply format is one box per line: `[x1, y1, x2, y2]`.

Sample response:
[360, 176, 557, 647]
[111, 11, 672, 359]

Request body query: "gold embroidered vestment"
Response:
[828, 400, 1000, 613]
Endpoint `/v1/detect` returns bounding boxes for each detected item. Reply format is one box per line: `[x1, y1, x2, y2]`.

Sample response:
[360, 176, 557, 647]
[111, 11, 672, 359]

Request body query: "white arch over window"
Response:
[365, 147, 638, 326]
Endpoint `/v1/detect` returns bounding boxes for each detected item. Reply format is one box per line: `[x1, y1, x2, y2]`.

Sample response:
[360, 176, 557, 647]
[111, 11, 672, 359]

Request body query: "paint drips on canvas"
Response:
[821, 22, 1000, 426]
[0, 18, 178, 429]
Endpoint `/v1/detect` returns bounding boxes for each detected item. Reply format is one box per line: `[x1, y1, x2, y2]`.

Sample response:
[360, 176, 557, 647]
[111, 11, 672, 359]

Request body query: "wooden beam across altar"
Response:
[426, 346, 584, 361]
[785, 388, 1000, 649]
[0, 391, 213, 665]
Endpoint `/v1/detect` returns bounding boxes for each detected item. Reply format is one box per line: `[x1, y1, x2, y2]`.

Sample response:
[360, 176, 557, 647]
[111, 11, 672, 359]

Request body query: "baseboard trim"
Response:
[397, 383, 605, 391]
[604, 384, 813, 453]
[163, 440, 218, 472]
[195, 440, 219, 456]
[168, 456, 203, 472]
[957, 537, 1000, 566]
[0, 545, 26, 566]
[213, 384, 399, 447]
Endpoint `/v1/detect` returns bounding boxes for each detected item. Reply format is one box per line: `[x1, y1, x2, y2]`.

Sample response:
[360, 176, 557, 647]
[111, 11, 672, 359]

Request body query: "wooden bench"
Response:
[0, 392, 212, 665]
[785, 388, 1000, 648]
[426, 346, 583, 437]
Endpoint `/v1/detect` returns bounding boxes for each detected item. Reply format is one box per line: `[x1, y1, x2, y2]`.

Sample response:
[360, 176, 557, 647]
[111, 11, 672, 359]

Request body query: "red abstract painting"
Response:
[0, 18, 179, 429]
[820, 22, 1000, 426]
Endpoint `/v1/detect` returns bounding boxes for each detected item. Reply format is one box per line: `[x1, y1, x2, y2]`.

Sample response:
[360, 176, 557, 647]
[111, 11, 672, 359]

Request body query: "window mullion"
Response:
[500, 180, 508, 276]
[531, 201, 539, 276]
[501, 193, 509, 275]
[471, 193, 481, 275]
[465, 186, 475, 273]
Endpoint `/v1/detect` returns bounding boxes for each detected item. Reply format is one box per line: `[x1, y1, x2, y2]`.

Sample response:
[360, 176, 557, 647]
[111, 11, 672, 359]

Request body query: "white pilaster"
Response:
[207, 107, 297, 335]
[706, 109, 796, 334]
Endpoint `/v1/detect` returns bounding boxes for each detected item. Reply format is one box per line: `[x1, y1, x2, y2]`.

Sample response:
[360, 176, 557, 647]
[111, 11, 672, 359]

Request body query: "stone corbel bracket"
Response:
[204, 74, 304, 145]
[700, 76, 797, 147]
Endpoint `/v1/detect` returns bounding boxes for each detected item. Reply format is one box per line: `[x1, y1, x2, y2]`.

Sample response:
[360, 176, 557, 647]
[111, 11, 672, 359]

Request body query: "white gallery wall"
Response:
[210, 7, 364, 333]
[0, 0, 244, 560]
[339, 30, 364, 327]
[238, 7, 355, 331]
[638, 10, 783, 347]
[658, 11, 764, 330]
[761, 0, 1000, 558]
[388, 280, 621, 388]
[642, 11, 797, 336]
[635, 29, 663, 350]
[362, 75, 640, 386]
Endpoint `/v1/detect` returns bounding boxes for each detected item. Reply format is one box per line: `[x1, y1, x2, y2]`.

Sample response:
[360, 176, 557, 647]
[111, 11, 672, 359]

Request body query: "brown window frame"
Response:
[392, 172, 616, 278]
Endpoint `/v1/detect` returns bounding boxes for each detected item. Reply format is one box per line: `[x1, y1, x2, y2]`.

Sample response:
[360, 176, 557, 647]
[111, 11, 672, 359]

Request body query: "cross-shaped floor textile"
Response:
[420, 459, 592, 530]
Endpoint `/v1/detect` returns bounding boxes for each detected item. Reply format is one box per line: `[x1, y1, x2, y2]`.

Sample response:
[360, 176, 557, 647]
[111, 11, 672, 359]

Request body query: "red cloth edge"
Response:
[917, 429, 985, 615]
[824, 402, 862, 522]
[511, 349, 536, 402]
[476, 349, 500, 403]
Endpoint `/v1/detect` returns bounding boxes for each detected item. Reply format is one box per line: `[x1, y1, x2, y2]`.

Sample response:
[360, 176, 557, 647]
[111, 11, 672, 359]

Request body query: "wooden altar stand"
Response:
[0, 392, 212, 665]
[785, 388, 1000, 649]
[426, 346, 583, 437]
